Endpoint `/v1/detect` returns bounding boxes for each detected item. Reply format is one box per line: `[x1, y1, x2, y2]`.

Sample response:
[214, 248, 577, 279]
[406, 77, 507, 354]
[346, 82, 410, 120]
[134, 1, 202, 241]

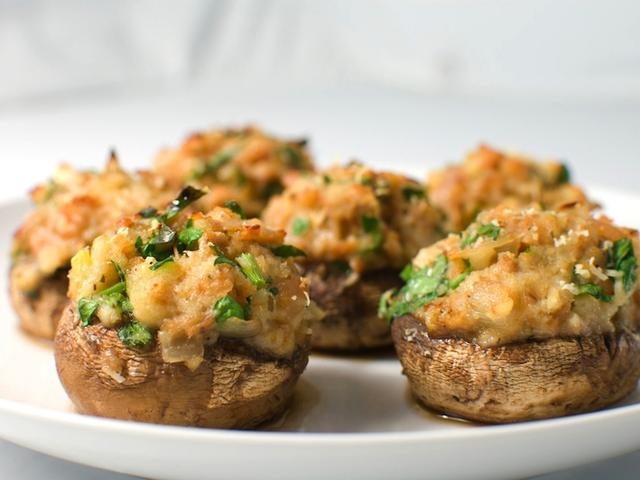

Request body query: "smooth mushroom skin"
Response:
[9, 269, 68, 340]
[305, 264, 401, 350]
[55, 304, 310, 428]
[392, 314, 640, 423]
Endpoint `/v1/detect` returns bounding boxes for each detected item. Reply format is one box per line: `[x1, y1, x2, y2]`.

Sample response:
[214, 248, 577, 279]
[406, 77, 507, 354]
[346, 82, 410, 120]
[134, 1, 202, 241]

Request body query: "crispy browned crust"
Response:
[9, 268, 68, 340]
[306, 264, 401, 351]
[392, 314, 640, 423]
[55, 303, 310, 429]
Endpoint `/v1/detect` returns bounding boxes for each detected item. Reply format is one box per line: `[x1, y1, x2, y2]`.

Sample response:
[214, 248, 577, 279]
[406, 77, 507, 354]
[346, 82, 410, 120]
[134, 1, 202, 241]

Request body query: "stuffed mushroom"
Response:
[10, 154, 172, 339]
[262, 162, 444, 350]
[382, 203, 640, 423]
[426, 144, 593, 233]
[55, 188, 319, 428]
[153, 126, 314, 217]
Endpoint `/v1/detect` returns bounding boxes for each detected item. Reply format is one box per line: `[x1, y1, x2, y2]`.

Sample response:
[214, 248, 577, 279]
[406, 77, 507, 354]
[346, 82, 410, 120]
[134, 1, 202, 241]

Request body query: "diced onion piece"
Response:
[217, 318, 262, 338]
[158, 331, 204, 370]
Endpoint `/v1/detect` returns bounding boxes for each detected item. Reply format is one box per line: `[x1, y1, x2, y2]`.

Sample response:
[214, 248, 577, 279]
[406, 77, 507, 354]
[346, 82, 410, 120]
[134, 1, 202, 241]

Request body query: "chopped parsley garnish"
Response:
[260, 180, 284, 200]
[224, 200, 246, 219]
[607, 238, 637, 292]
[557, 164, 571, 184]
[191, 148, 237, 179]
[379, 254, 468, 321]
[449, 260, 472, 290]
[292, 217, 310, 236]
[236, 253, 268, 288]
[111, 260, 126, 283]
[135, 223, 176, 262]
[139, 206, 158, 219]
[135, 187, 207, 269]
[177, 219, 203, 252]
[150, 256, 174, 271]
[211, 245, 236, 266]
[361, 215, 383, 252]
[78, 298, 100, 327]
[461, 223, 501, 248]
[576, 283, 612, 303]
[279, 145, 304, 169]
[402, 186, 425, 201]
[117, 321, 153, 349]
[269, 286, 279, 296]
[213, 294, 246, 324]
[162, 186, 206, 222]
[270, 244, 306, 258]
[329, 260, 351, 274]
[359, 176, 374, 187]
[78, 265, 132, 327]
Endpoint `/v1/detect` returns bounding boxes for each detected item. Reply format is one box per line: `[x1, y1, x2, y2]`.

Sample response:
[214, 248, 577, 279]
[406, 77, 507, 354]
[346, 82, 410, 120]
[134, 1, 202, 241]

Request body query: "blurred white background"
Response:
[1, 2, 639, 478]
[1, 0, 640, 103]
[0, 0, 639, 200]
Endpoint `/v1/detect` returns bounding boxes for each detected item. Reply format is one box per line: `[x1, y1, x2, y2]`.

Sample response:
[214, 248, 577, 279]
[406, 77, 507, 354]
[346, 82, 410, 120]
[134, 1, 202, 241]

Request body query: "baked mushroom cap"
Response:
[9, 269, 68, 339]
[262, 163, 444, 350]
[56, 304, 309, 428]
[153, 126, 314, 217]
[55, 197, 318, 427]
[392, 314, 640, 423]
[305, 264, 401, 350]
[383, 204, 640, 422]
[10, 155, 172, 340]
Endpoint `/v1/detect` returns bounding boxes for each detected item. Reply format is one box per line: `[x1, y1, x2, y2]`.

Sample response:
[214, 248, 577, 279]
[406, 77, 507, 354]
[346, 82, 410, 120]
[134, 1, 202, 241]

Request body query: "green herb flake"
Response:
[139, 206, 158, 219]
[213, 294, 246, 324]
[135, 223, 176, 261]
[361, 215, 383, 252]
[211, 245, 236, 267]
[99, 281, 126, 297]
[77, 280, 130, 327]
[162, 186, 206, 221]
[379, 254, 451, 321]
[117, 321, 154, 349]
[292, 217, 310, 236]
[269, 286, 279, 296]
[177, 219, 203, 252]
[270, 244, 306, 258]
[260, 180, 283, 200]
[607, 238, 637, 292]
[236, 253, 268, 288]
[328, 260, 351, 275]
[461, 223, 501, 248]
[224, 200, 246, 219]
[400, 263, 415, 282]
[449, 260, 472, 290]
[111, 261, 126, 283]
[192, 149, 237, 180]
[576, 283, 613, 303]
[279, 145, 304, 169]
[557, 164, 571, 184]
[150, 256, 175, 271]
[402, 186, 425, 201]
[78, 297, 100, 327]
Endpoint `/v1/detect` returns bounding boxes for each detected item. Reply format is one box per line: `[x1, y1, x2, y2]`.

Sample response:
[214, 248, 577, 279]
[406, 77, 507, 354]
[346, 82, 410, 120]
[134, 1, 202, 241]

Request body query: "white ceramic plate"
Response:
[1, 188, 640, 480]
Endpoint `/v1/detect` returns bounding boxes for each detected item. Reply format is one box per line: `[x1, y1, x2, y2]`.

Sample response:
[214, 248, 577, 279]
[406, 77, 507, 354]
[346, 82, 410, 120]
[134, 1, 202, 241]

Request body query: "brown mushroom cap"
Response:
[305, 264, 400, 350]
[10, 269, 68, 340]
[392, 314, 640, 423]
[55, 304, 309, 428]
